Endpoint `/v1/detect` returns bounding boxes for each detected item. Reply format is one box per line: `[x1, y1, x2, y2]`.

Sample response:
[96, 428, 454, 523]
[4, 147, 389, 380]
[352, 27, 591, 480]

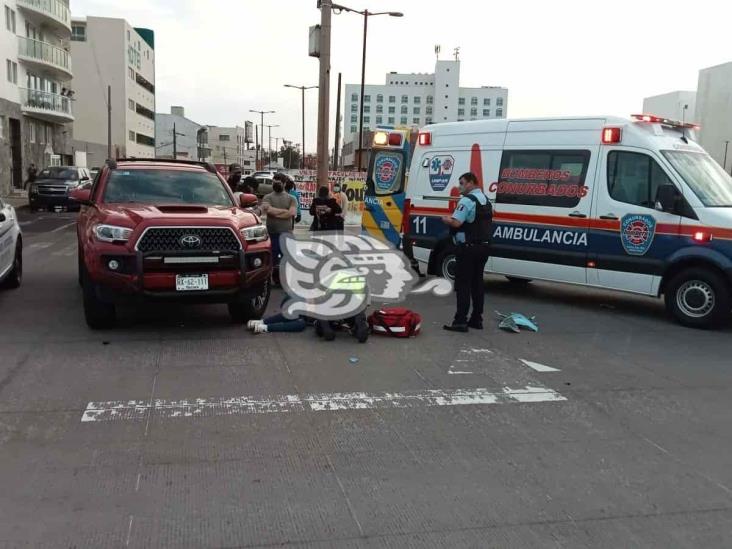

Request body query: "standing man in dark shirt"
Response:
[310, 186, 341, 231]
[227, 163, 242, 193]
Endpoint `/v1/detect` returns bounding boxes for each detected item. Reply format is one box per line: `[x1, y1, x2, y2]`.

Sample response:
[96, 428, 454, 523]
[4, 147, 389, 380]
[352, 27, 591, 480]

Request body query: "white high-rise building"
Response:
[642, 91, 697, 124]
[70, 16, 155, 160]
[696, 62, 732, 173]
[342, 58, 507, 168]
[1, 0, 74, 194]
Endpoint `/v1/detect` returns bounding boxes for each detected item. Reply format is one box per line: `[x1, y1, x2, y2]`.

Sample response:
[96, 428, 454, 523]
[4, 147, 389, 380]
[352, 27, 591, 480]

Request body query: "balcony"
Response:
[17, 36, 73, 80]
[16, 0, 71, 36]
[20, 88, 74, 124]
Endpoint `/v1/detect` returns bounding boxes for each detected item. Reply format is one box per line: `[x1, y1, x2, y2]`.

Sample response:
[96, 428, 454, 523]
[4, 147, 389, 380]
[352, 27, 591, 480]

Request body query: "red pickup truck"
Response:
[71, 159, 271, 329]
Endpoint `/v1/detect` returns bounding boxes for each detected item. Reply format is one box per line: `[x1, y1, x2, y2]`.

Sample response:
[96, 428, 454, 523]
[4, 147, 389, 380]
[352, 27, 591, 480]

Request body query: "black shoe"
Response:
[443, 323, 469, 333]
[468, 320, 483, 330]
[353, 314, 370, 343]
[320, 321, 336, 341]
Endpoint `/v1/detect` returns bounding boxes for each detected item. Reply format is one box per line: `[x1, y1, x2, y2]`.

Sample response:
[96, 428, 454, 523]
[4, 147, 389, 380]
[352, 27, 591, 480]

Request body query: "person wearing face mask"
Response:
[261, 174, 298, 284]
[331, 182, 349, 231]
[227, 163, 243, 193]
[441, 172, 493, 333]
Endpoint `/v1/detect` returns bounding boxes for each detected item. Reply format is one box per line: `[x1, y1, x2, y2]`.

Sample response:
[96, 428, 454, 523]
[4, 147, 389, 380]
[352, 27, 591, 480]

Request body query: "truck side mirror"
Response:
[239, 193, 259, 208]
[69, 187, 93, 206]
[655, 184, 680, 214]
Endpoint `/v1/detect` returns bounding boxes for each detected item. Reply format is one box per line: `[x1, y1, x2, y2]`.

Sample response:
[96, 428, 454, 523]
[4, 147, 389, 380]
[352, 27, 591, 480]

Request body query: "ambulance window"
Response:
[497, 150, 591, 208]
[608, 151, 673, 209]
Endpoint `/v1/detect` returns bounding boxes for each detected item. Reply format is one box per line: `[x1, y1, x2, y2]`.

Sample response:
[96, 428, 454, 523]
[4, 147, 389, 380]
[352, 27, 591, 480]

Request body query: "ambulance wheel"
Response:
[506, 277, 532, 286]
[437, 250, 457, 282]
[665, 267, 731, 329]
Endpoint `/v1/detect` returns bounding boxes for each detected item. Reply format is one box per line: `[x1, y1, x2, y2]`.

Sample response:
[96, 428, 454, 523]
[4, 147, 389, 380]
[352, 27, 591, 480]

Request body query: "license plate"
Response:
[175, 274, 209, 291]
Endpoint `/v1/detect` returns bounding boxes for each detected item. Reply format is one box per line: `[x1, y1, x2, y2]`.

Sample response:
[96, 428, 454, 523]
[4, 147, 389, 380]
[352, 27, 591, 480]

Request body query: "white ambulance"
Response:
[399, 115, 732, 328]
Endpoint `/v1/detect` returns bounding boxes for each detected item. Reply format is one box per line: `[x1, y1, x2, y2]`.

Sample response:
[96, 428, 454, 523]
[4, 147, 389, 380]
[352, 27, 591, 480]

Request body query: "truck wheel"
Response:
[77, 250, 84, 287]
[229, 280, 271, 323]
[664, 267, 731, 329]
[506, 276, 532, 286]
[437, 250, 457, 282]
[2, 241, 22, 289]
[82, 268, 116, 329]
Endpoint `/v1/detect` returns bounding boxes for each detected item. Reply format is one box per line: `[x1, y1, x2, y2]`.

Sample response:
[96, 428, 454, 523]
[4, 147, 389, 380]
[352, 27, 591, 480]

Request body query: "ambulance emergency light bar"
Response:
[373, 131, 403, 147]
[631, 114, 700, 130]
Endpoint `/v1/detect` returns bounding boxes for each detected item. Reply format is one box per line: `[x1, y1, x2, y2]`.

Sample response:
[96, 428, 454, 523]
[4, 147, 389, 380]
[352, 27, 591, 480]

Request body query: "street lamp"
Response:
[724, 140, 730, 174]
[284, 84, 318, 169]
[333, 4, 403, 171]
[249, 109, 275, 168]
[263, 124, 279, 168]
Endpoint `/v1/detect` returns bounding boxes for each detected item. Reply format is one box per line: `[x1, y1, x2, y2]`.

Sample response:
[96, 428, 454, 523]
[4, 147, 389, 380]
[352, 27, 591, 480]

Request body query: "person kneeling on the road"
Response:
[441, 172, 493, 333]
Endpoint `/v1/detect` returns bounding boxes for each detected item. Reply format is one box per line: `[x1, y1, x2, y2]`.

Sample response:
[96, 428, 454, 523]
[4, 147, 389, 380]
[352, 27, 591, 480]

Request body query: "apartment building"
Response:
[70, 16, 155, 161]
[155, 106, 211, 162]
[1, 0, 74, 194]
[207, 125, 256, 174]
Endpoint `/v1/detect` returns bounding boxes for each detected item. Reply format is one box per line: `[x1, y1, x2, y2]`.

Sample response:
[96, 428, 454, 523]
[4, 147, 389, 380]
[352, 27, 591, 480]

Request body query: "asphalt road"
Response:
[1, 209, 732, 548]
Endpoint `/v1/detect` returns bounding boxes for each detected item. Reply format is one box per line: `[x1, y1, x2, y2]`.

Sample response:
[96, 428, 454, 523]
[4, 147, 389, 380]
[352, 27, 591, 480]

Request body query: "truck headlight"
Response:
[94, 224, 133, 243]
[240, 224, 268, 243]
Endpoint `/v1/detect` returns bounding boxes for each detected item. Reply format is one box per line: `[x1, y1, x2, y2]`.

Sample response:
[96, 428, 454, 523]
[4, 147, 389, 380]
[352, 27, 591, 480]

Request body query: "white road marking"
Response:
[521, 359, 561, 373]
[51, 244, 77, 256]
[448, 348, 493, 375]
[26, 242, 53, 251]
[81, 386, 567, 423]
[50, 221, 76, 233]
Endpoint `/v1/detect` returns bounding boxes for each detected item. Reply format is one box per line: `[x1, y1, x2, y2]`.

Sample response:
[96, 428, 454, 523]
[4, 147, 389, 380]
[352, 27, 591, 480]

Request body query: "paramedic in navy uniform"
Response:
[441, 172, 493, 333]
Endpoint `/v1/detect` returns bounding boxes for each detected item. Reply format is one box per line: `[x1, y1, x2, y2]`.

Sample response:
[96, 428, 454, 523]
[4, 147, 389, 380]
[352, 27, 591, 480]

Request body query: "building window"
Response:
[483, 109, 490, 117]
[350, 114, 357, 123]
[401, 105, 408, 114]
[376, 94, 383, 103]
[364, 105, 370, 113]
[388, 117, 395, 124]
[364, 95, 370, 102]
[219, 135, 230, 141]
[71, 25, 86, 41]
[376, 105, 383, 114]
[6, 60, 17, 84]
[400, 117, 407, 125]
[350, 125, 357, 133]
[389, 95, 395, 103]
[363, 116, 370, 123]
[136, 132, 155, 147]
[471, 97, 478, 105]
[129, 131, 135, 142]
[426, 96, 433, 104]
[425, 118, 432, 124]
[351, 93, 358, 101]
[376, 116, 382, 124]
[413, 117, 420, 124]
[0, 115, 4, 139]
[413, 96, 421, 104]
[5, 5, 15, 33]
[135, 72, 154, 93]
[470, 107, 477, 116]
[497, 97, 504, 106]
[484, 98, 491, 106]
[128, 99, 135, 110]
[28, 121, 35, 143]
[496, 108, 503, 117]
[458, 108, 465, 116]
[401, 95, 408, 103]
[128, 67, 135, 80]
[426, 106, 432, 115]
[458, 97, 465, 105]
[127, 29, 130, 41]
[413, 107, 420, 114]
[351, 104, 357, 112]
[388, 106, 395, 114]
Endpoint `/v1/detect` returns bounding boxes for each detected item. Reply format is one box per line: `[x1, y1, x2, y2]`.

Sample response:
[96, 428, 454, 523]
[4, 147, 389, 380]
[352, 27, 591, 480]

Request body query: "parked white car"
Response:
[0, 198, 22, 289]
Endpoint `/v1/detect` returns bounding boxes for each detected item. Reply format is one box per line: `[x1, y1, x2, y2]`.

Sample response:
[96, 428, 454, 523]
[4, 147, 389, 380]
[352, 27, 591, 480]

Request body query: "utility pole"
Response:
[173, 123, 177, 159]
[107, 85, 112, 159]
[316, 0, 332, 188]
[724, 140, 730, 174]
[334, 72, 342, 170]
[357, 10, 368, 171]
[264, 124, 279, 168]
[284, 85, 318, 170]
[249, 109, 275, 169]
[255, 125, 259, 168]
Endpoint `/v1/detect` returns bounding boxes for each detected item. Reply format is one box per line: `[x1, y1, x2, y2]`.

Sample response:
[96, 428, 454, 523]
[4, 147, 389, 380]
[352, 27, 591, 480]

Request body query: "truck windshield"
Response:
[662, 151, 732, 207]
[103, 169, 234, 206]
[39, 167, 78, 180]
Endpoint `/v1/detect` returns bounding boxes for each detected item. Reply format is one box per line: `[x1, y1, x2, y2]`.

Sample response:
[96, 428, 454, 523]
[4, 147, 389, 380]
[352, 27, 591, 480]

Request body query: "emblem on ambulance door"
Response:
[428, 155, 455, 192]
[620, 214, 656, 256]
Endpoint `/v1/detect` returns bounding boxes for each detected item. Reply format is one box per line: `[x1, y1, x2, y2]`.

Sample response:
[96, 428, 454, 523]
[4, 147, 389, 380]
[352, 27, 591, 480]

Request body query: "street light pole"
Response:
[724, 140, 730, 173]
[249, 109, 275, 169]
[264, 124, 279, 168]
[331, 5, 403, 171]
[316, 0, 332, 188]
[284, 84, 318, 170]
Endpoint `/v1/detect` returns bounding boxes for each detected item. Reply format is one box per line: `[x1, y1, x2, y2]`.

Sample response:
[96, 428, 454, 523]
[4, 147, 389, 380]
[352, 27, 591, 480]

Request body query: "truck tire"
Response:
[2, 241, 22, 289]
[82, 268, 116, 329]
[664, 267, 731, 329]
[436, 250, 457, 282]
[228, 280, 271, 323]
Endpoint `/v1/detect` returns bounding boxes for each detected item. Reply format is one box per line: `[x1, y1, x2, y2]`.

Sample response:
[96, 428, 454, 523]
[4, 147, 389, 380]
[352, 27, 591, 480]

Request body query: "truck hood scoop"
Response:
[155, 205, 210, 214]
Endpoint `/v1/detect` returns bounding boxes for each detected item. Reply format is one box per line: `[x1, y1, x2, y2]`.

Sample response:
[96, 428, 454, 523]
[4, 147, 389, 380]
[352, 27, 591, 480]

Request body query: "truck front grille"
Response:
[136, 227, 241, 253]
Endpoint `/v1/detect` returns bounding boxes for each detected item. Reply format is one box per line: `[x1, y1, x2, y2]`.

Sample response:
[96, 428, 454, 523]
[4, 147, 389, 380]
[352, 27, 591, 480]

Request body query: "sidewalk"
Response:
[1, 190, 28, 210]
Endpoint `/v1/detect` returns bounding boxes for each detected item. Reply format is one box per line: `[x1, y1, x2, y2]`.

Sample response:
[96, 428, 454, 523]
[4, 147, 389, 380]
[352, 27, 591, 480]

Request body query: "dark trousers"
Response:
[454, 244, 490, 325]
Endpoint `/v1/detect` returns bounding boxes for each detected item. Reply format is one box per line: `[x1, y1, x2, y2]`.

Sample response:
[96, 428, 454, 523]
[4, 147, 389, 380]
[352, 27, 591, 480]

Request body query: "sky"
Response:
[72, 0, 732, 155]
